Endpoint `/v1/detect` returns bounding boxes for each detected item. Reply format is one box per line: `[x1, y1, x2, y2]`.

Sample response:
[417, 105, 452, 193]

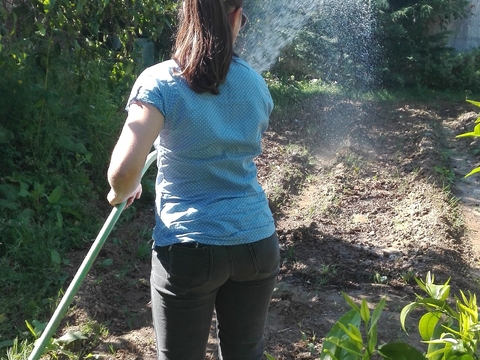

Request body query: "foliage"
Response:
[374, 0, 472, 89]
[270, 0, 478, 92]
[314, 272, 480, 360]
[0, 0, 178, 344]
[400, 272, 480, 359]
[319, 294, 424, 359]
[456, 100, 480, 177]
[3, 319, 98, 359]
[271, 0, 378, 92]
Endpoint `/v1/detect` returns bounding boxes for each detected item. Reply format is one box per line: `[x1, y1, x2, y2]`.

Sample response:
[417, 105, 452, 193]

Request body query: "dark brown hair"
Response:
[173, 0, 244, 94]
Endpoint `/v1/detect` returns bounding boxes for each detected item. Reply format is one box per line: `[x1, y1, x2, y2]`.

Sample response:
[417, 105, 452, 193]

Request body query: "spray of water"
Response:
[238, 0, 379, 156]
[239, 0, 377, 90]
[237, 0, 319, 73]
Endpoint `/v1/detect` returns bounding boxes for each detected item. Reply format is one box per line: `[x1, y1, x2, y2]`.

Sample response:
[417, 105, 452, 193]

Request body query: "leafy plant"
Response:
[401, 272, 480, 360]
[456, 100, 480, 177]
[320, 294, 400, 359]
[5, 320, 91, 359]
[314, 271, 480, 359]
[0, 0, 178, 342]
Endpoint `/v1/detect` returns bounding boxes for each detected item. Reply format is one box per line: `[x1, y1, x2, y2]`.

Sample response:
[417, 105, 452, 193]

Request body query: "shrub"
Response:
[456, 100, 480, 177]
[321, 272, 480, 359]
[0, 0, 177, 340]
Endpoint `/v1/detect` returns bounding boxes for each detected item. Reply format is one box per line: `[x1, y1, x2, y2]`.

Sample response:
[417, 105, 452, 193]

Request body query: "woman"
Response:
[107, 0, 280, 359]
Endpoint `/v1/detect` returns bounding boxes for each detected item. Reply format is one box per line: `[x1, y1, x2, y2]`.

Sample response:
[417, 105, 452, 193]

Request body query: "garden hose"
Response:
[28, 150, 158, 360]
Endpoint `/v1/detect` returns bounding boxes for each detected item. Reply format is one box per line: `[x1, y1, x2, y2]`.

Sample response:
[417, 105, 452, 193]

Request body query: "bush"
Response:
[0, 0, 177, 340]
[318, 272, 480, 359]
[269, 0, 478, 92]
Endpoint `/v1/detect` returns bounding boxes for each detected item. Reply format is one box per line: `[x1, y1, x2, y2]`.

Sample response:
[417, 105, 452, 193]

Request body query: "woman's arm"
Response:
[107, 101, 164, 206]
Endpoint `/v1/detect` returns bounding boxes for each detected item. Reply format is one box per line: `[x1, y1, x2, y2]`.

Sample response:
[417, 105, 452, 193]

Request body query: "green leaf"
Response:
[400, 302, 419, 332]
[25, 320, 47, 338]
[320, 309, 361, 360]
[35, 23, 47, 36]
[51, 250, 61, 265]
[337, 322, 363, 344]
[342, 292, 360, 312]
[18, 182, 30, 197]
[419, 312, 441, 341]
[369, 298, 386, 331]
[425, 343, 451, 359]
[424, 278, 450, 301]
[264, 352, 277, 360]
[411, 298, 456, 317]
[101, 258, 113, 267]
[426, 324, 450, 359]
[360, 299, 370, 324]
[76, 0, 84, 15]
[0, 340, 14, 349]
[55, 330, 87, 345]
[61, 207, 83, 220]
[455, 131, 480, 139]
[451, 355, 474, 360]
[456, 301, 477, 319]
[367, 323, 377, 354]
[464, 167, 480, 178]
[48, 185, 62, 204]
[378, 342, 426, 360]
[0, 125, 14, 143]
[56, 211, 63, 229]
[466, 99, 480, 108]
[324, 336, 363, 357]
[474, 123, 480, 135]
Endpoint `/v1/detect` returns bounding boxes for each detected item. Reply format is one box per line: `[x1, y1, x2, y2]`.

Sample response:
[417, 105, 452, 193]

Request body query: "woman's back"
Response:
[127, 56, 275, 245]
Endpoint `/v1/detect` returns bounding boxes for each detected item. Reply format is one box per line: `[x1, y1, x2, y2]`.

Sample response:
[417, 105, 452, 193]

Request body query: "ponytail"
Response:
[173, 0, 243, 95]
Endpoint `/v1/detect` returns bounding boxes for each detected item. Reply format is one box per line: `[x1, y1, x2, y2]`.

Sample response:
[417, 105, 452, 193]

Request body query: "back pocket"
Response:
[164, 244, 213, 291]
[248, 234, 280, 274]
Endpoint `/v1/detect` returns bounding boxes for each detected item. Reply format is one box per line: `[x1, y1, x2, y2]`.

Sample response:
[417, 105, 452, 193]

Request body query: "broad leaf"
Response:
[47, 185, 62, 204]
[378, 342, 425, 360]
[320, 309, 361, 360]
[50, 250, 61, 265]
[55, 330, 87, 345]
[325, 336, 363, 357]
[418, 312, 441, 341]
[0, 340, 14, 349]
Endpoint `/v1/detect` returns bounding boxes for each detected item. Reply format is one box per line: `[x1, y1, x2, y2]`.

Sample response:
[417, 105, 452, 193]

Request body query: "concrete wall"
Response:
[447, 0, 480, 51]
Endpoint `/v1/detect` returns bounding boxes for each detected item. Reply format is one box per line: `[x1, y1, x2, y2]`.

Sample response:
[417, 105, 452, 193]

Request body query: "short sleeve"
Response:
[125, 67, 166, 116]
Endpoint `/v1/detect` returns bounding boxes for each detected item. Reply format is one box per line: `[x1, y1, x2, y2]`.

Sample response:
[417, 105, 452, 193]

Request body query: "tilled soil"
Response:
[60, 96, 480, 360]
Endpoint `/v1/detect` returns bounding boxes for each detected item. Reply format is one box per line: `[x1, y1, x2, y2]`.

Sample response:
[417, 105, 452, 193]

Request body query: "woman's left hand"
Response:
[107, 183, 143, 208]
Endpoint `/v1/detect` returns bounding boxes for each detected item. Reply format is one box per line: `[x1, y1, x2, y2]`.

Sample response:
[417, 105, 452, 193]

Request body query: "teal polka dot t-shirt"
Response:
[127, 56, 275, 246]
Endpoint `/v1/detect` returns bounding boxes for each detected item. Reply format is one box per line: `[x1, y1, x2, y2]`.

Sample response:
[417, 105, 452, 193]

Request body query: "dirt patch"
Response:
[57, 97, 480, 359]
